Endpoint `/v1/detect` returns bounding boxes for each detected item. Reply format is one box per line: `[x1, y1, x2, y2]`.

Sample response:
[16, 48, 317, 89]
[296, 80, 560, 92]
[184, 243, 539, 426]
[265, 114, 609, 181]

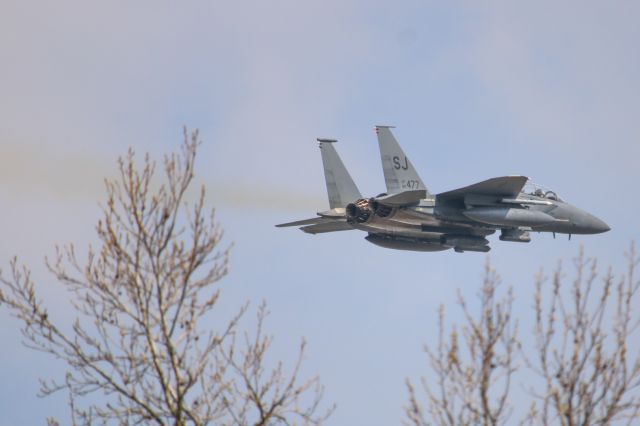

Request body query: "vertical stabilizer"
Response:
[375, 126, 429, 196]
[318, 139, 362, 209]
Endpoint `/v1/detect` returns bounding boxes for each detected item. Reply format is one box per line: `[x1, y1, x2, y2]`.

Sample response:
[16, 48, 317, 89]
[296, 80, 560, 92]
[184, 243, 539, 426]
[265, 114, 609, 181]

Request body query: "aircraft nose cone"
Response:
[567, 205, 611, 234]
[591, 216, 610, 234]
[580, 213, 610, 234]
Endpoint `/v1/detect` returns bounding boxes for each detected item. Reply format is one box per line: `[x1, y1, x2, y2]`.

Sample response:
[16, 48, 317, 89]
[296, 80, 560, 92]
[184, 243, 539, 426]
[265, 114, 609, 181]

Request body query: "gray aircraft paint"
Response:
[278, 128, 609, 253]
[375, 126, 429, 196]
[317, 139, 362, 209]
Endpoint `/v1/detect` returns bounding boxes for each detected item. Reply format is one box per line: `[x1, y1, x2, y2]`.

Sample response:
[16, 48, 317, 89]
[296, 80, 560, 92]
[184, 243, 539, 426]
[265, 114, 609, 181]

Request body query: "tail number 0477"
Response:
[401, 180, 420, 189]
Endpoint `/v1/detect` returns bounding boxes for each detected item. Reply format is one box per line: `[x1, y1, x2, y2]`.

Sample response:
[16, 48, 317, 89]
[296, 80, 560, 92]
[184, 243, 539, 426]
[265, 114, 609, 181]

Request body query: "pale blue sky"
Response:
[1, 1, 638, 424]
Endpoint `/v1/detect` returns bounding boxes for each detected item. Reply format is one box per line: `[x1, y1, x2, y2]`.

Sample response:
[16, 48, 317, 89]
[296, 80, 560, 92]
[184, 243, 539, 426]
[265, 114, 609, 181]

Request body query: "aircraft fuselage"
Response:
[277, 127, 609, 253]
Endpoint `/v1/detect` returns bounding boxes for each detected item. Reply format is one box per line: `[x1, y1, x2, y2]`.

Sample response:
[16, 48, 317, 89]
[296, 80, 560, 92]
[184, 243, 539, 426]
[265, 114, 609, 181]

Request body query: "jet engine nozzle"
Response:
[346, 198, 374, 224]
[370, 199, 398, 219]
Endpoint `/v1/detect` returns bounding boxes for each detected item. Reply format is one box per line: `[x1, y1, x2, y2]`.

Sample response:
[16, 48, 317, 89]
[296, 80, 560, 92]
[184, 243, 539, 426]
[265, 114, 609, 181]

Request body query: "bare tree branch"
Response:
[406, 261, 519, 426]
[409, 245, 640, 426]
[528, 245, 640, 425]
[0, 128, 331, 425]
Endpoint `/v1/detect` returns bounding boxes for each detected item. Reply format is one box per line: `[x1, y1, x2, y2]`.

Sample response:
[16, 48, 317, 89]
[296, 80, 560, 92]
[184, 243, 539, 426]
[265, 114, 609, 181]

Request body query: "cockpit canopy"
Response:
[523, 182, 562, 202]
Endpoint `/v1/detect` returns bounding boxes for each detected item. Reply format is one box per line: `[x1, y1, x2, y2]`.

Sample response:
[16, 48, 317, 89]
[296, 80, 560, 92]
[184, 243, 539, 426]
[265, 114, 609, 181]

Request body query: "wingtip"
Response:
[316, 138, 337, 143]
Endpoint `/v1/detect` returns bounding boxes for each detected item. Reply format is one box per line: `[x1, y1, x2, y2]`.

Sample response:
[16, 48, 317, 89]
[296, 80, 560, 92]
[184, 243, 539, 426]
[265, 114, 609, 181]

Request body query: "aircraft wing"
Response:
[276, 217, 333, 227]
[300, 221, 353, 234]
[276, 214, 353, 234]
[437, 176, 529, 201]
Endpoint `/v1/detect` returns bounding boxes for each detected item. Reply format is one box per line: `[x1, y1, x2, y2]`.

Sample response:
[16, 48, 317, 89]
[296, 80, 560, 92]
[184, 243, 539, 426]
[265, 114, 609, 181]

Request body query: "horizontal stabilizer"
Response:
[301, 221, 353, 234]
[276, 217, 330, 228]
[317, 208, 346, 219]
[438, 176, 528, 201]
[375, 189, 427, 206]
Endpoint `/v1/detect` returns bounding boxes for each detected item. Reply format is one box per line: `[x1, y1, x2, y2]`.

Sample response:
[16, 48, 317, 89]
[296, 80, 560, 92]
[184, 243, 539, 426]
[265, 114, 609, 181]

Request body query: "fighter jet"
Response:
[277, 126, 610, 253]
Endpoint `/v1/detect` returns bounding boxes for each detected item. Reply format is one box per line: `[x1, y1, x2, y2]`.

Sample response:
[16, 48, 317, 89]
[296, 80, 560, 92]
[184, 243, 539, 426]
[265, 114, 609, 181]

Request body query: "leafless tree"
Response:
[0, 129, 332, 425]
[407, 246, 640, 426]
[405, 262, 519, 426]
[527, 246, 640, 425]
